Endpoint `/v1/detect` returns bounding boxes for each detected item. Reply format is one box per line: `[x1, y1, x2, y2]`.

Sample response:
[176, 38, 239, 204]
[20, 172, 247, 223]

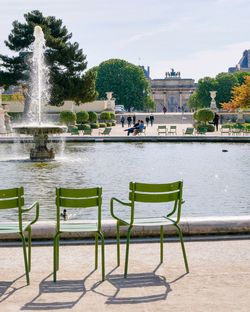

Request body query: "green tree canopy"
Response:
[94, 59, 154, 111]
[188, 72, 250, 110]
[0, 10, 97, 106]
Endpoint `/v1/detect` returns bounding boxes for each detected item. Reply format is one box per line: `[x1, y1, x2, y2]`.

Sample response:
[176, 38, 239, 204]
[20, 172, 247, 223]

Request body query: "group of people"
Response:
[124, 120, 145, 136]
[120, 114, 154, 128]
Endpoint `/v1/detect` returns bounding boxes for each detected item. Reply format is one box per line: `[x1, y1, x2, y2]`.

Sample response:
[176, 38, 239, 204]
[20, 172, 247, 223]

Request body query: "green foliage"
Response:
[195, 108, 214, 124]
[206, 124, 215, 132]
[111, 121, 116, 126]
[59, 110, 76, 126]
[94, 58, 153, 111]
[76, 111, 89, 124]
[110, 112, 115, 119]
[0, 10, 97, 105]
[8, 112, 22, 121]
[90, 122, 99, 129]
[233, 71, 250, 85]
[99, 122, 107, 128]
[189, 72, 250, 111]
[215, 73, 238, 106]
[88, 111, 98, 123]
[99, 111, 111, 120]
[81, 124, 91, 130]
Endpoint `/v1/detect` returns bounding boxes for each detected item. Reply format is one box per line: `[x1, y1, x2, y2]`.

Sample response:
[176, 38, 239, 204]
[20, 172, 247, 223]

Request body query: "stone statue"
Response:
[165, 68, 181, 78]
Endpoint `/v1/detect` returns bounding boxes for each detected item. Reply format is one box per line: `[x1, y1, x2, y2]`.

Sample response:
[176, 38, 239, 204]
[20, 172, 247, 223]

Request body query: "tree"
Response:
[76, 111, 89, 124]
[188, 92, 200, 110]
[194, 108, 214, 125]
[222, 76, 250, 111]
[0, 10, 97, 109]
[215, 72, 238, 105]
[59, 111, 76, 126]
[195, 77, 217, 108]
[94, 59, 153, 111]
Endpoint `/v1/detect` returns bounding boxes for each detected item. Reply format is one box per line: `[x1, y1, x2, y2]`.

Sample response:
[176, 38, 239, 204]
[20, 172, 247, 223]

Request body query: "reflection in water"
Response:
[0, 142, 250, 221]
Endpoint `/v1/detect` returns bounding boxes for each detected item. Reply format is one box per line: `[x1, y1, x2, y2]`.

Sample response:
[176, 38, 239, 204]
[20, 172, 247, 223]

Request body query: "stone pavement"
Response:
[0, 238, 250, 311]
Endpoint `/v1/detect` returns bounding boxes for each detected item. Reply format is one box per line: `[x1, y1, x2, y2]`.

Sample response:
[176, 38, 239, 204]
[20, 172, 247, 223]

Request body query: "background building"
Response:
[150, 68, 196, 112]
[228, 50, 250, 73]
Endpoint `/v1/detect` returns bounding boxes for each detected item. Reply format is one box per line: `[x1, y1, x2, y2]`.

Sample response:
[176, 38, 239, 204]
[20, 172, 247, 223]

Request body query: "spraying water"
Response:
[28, 26, 50, 124]
[13, 26, 66, 160]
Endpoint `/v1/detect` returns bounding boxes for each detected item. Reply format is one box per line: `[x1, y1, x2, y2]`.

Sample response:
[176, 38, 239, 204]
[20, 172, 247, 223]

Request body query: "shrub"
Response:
[76, 111, 89, 124]
[99, 122, 107, 128]
[88, 111, 98, 123]
[59, 111, 76, 126]
[110, 112, 115, 120]
[99, 111, 111, 121]
[81, 124, 91, 130]
[111, 121, 116, 126]
[195, 108, 214, 125]
[90, 123, 99, 129]
[206, 124, 215, 132]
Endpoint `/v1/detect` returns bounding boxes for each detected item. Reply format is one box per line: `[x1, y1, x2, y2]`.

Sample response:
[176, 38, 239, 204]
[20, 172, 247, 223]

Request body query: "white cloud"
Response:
[150, 42, 250, 81]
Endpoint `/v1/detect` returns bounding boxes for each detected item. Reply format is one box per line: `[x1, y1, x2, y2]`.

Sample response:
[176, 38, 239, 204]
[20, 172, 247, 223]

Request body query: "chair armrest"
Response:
[22, 201, 40, 229]
[110, 197, 132, 224]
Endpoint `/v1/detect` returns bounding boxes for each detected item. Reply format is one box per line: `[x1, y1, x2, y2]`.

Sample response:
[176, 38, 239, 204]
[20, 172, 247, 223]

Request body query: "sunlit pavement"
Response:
[0, 238, 250, 311]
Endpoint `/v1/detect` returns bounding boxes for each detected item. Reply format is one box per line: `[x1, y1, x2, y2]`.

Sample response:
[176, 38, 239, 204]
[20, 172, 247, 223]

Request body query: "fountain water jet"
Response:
[13, 26, 66, 160]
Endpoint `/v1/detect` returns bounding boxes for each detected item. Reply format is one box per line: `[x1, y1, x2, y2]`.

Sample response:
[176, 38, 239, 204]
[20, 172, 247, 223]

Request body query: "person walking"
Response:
[149, 114, 154, 126]
[132, 114, 136, 125]
[127, 116, 132, 127]
[213, 113, 219, 131]
[120, 115, 125, 127]
[145, 116, 150, 126]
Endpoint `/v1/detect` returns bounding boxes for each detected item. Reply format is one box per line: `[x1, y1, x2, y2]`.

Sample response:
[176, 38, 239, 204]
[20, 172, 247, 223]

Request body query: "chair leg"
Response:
[27, 227, 31, 272]
[174, 224, 189, 273]
[95, 233, 98, 270]
[20, 233, 30, 285]
[53, 233, 60, 282]
[124, 225, 133, 278]
[98, 231, 105, 281]
[117, 222, 120, 266]
[56, 235, 60, 270]
[160, 226, 164, 263]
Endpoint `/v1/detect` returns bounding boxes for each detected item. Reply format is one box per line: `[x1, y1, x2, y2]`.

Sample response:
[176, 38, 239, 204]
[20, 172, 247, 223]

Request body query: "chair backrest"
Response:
[0, 187, 25, 230]
[128, 181, 183, 223]
[104, 128, 112, 134]
[184, 127, 194, 135]
[56, 187, 102, 230]
[158, 125, 166, 130]
[83, 129, 92, 135]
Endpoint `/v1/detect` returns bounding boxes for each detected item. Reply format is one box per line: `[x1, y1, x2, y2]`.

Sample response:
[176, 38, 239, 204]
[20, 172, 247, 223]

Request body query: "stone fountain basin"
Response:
[13, 125, 67, 135]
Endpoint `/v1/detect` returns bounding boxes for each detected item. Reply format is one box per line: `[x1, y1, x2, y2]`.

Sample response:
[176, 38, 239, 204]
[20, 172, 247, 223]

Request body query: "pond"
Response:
[0, 142, 249, 221]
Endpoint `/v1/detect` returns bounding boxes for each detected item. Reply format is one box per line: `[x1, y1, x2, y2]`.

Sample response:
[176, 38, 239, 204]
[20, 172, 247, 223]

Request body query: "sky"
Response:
[1, 0, 250, 82]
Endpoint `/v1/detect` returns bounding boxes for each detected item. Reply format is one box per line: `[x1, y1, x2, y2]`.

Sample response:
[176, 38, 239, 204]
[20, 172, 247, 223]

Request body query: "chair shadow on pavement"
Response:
[21, 270, 96, 310]
[0, 274, 27, 303]
[93, 264, 187, 305]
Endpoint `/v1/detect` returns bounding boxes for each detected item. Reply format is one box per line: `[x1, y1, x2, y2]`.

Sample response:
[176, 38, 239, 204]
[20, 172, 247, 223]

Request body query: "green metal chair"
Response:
[183, 127, 194, 135]
[99, 127, 112, 135]
[53, 187, 105, 282]
[196, 126, 207, 135]
[169, 125, 177, 135]
[82, 128, 93, 135]
[157, 125, 167, 135]
[0, 187, 39, 285]
[110, 181, 189, 277]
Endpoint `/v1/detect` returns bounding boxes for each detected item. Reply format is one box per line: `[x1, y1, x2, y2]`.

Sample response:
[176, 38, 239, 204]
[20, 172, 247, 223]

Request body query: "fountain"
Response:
[13, 26, 66, 160]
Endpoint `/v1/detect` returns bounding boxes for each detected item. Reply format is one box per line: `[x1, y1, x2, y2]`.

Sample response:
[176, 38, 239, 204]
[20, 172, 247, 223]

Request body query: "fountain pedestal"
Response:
[13, 125, 66, 161]
[30, 133, 55, 160]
